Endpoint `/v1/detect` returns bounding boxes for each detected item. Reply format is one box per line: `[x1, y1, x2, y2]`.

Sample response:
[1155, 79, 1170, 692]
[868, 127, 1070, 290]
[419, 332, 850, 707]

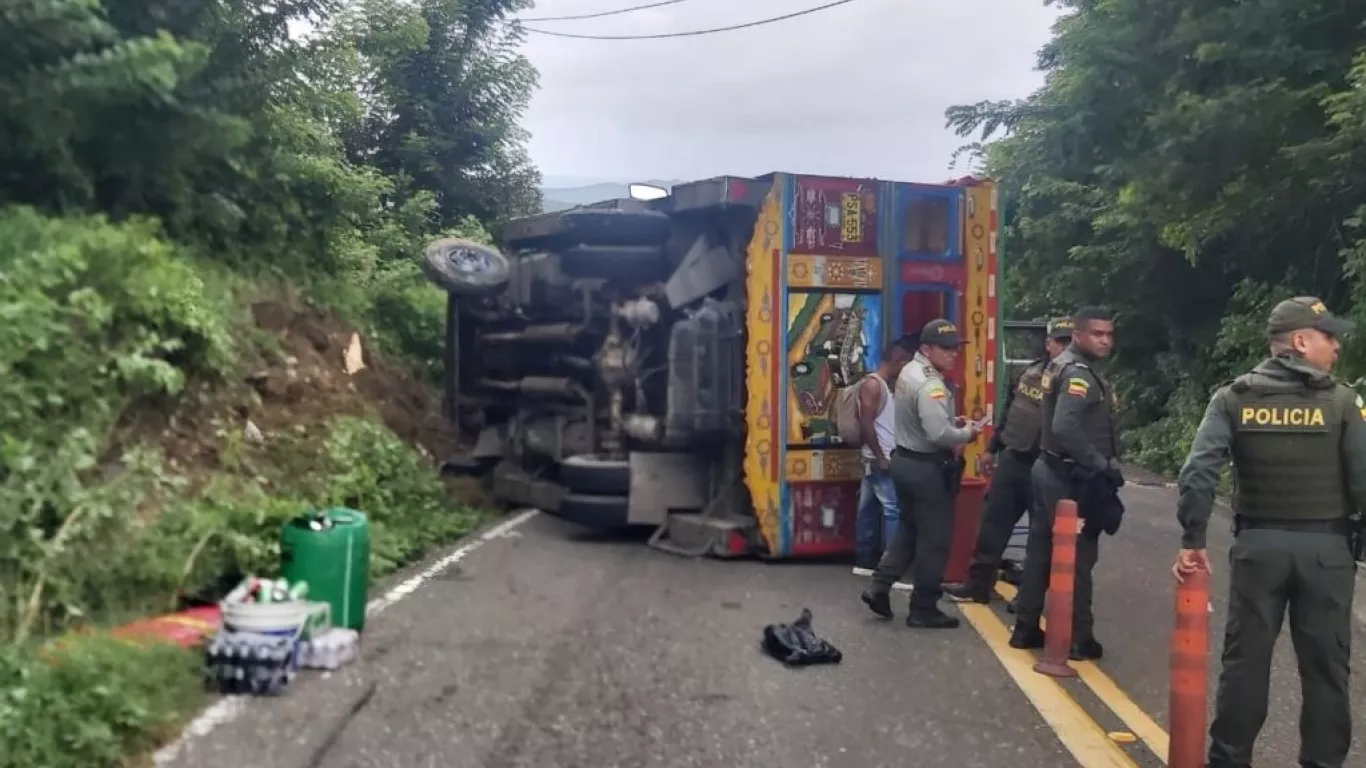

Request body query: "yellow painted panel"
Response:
[785, 449, 863, 483]
[744, 182, 785, 554]
[961, 183, 995, 480]
[786, 254, 884, 290]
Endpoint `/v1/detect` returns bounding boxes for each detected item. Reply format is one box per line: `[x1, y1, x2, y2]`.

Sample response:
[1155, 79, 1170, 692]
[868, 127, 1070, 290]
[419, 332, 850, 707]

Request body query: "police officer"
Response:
[1173, 296, 1363, 768]
[861, 319, 982, 629]
[947, 317, 1073, 604]
[1010, 306, 1118, 658]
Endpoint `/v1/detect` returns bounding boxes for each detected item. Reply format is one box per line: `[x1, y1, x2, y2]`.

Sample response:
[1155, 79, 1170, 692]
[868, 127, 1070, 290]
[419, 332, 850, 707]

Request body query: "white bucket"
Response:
[221, 599, 321, 637]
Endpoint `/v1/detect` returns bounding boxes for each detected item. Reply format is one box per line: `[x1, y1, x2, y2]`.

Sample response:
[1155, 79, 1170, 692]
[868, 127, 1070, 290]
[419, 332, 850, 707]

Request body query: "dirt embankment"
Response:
[113, 298, 460, 483]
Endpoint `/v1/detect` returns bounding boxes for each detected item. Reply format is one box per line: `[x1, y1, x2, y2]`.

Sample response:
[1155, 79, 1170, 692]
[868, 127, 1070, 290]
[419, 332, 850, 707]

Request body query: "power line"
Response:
[520, 0, 695, 23]
[521, 0, 863, 40]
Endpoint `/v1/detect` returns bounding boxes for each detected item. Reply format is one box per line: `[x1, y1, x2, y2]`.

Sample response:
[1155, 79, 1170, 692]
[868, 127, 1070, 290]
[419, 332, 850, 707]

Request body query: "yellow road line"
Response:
[994, 582, 1171, 763]
[958, 601, 1141, 768]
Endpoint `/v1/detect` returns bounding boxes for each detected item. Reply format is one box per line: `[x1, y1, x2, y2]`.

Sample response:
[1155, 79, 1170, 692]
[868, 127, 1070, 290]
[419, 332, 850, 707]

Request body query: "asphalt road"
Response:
[159, 471, 1366, 768]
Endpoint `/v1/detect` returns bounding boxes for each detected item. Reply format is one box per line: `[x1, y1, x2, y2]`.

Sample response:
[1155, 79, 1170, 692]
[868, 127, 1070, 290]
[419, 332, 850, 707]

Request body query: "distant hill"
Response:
[539, 179, 686, 213]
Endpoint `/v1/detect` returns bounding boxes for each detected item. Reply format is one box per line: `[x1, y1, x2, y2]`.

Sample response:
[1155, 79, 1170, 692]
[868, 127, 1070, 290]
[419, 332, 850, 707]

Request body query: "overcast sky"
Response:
[517, 0, 1062, 187]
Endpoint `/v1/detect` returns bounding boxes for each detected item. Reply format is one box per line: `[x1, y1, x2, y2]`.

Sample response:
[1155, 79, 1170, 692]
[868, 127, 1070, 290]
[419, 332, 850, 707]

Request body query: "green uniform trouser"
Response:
[1208, 527, 1356, 768]
[1013, 461, 1101, 641]
[871, 453, 956, 611]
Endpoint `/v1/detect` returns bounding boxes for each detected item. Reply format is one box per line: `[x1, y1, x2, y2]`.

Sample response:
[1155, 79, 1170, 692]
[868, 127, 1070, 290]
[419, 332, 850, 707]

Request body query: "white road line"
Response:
[152, 508, 541, 766]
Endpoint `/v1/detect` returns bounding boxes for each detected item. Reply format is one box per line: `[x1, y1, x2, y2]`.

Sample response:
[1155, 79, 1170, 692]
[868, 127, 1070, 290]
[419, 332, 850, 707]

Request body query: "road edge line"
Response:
[994, 582, 1170, 763]
[959, 602, 1141, 768]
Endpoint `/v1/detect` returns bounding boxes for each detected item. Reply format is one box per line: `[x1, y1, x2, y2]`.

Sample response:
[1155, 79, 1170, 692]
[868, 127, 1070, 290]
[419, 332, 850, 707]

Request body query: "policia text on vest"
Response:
[1238, 404, 1327, 427]
[1177, 295, 1365, 768]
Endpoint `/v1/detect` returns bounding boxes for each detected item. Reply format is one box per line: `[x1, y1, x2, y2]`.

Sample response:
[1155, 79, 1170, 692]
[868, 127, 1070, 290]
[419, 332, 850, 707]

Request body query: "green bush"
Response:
[316, 416, 482, 575]
[363, 214, 496, 382]
[14, 414, 488, 637]
[0, 206, 236, 446]
[0, 634, 204, 768]
[370, 277, 448, 382]
[0, 207, 239, 641]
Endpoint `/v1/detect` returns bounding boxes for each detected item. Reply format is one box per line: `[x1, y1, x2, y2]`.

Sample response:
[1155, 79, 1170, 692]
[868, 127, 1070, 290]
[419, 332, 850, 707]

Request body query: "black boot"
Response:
[906, 605, 961, 629]
[1008, 623, 1045, 649]
[944, 579, 993, 604]
[861, 588, 893, 619]
[1070, 637, 1103, 661]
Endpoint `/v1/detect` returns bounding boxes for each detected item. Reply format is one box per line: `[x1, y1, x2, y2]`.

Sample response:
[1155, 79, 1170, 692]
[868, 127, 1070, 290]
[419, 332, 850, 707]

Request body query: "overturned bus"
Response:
[426, 173, 1016, 564]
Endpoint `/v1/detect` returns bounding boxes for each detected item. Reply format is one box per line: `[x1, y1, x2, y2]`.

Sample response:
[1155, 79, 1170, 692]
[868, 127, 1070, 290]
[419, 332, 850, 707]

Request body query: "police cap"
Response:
[1267, 296, 1354, 337]
[919, 318, 965, 348]
[1047, 317, 1074, 340]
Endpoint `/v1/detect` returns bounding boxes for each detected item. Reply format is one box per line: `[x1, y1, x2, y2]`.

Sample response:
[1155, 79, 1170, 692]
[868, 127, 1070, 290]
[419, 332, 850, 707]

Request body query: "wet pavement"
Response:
[158, 469, 1366, 768]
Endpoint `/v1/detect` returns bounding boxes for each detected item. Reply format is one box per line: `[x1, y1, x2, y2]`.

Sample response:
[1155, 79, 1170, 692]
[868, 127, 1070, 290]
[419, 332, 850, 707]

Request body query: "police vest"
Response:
[1223, 372, 1353, 521]
[1039, 351, 1118, 460]
[998, 359, 1048, 452]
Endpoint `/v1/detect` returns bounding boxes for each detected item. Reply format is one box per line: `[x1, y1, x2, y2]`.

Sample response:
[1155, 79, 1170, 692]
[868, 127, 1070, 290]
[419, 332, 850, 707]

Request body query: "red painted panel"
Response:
[899, 261, 965, 285]
[944, 478, 989, 583]
[788, 480, 859, 556]
[792, 177, 879, 257]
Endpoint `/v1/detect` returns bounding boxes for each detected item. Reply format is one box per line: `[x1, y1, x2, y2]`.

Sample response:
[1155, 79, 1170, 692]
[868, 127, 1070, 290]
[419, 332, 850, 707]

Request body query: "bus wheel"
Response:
[558, 493, 630, 529]
[422, 238, 511, 296]
[558, 244, 667, 281]
[561, 454, 631, 496]
[562, 208, 672, 245]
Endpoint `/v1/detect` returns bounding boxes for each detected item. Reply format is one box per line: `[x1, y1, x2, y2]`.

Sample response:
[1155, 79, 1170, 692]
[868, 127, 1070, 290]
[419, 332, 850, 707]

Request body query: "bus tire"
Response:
[561, 454, 631, 495]
[562, 209, 671, 245]
[558, 493, 631, 529]
[558, 244, 667, 281]
[422, 238, 511, 296]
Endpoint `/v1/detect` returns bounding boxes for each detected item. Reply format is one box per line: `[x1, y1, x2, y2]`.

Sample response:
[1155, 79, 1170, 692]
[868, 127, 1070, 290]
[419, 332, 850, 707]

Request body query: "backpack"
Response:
[834, 373, 885, 445]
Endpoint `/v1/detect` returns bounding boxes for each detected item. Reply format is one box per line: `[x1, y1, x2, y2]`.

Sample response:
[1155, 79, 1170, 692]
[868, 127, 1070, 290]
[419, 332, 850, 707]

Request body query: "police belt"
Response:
[1004, 446, 1040, 463]
[893, 447, 954, 463]
[1233, 515, 1350, 537]
[1041, 450, 1074, 474]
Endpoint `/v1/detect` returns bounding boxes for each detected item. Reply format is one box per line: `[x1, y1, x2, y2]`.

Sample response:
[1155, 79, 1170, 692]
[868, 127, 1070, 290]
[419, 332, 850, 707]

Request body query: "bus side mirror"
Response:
[628, 183, 669, 201]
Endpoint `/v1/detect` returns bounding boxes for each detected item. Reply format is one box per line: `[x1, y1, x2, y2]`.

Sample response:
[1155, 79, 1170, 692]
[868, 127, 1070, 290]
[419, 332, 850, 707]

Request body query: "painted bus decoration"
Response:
[433, 173, 1006, 564]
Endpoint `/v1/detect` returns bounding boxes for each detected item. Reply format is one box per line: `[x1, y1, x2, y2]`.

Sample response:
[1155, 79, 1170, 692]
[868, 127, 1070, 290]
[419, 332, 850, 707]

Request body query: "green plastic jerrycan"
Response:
[280, 507, 371, 632]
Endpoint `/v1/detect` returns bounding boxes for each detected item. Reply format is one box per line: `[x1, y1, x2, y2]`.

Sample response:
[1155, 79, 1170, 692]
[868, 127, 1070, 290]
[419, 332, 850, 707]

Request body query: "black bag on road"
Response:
[761, 608, 843, 666]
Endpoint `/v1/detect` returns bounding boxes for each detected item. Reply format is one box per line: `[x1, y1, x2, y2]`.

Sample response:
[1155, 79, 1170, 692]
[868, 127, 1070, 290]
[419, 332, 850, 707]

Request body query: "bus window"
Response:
[903, 196, 951, 256]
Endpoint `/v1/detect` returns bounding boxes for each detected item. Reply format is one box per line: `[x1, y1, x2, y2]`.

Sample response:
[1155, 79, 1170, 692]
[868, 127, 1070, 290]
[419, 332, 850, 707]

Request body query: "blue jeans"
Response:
[855, 470, 900, 564]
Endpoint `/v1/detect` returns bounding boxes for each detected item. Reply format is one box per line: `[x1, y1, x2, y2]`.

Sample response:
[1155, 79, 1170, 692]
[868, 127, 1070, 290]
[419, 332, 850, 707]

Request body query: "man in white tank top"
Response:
[853, 335, 918, 573]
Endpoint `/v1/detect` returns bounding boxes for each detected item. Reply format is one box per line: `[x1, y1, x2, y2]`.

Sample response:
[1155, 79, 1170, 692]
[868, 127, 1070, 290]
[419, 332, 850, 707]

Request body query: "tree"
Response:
[338, 0, 542, 229]
[947, 0, 1366, 469]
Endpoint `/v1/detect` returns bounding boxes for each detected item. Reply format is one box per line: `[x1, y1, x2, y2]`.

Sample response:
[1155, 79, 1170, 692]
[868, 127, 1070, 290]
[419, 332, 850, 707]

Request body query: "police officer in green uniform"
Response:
[1174, 296, 1364, 768]
[1010, 307, 1119, 659]
[861, 319, 981, 628]
[948, 317, 1073, 604]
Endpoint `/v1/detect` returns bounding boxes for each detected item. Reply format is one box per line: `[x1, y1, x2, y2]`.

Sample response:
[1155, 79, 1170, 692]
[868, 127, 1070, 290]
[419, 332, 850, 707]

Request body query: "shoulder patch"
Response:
[1356, 393, 1365, 420]
[926, 381, 948, 401]
[1065, 377, 1090, 397]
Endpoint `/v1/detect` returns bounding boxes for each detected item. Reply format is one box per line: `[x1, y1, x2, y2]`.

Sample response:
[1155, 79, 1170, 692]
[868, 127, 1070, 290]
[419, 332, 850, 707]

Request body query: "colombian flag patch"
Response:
[1066, 377, 1090, 397]
[927, 384, 947, 401]
[1357, 394, 1365, 421]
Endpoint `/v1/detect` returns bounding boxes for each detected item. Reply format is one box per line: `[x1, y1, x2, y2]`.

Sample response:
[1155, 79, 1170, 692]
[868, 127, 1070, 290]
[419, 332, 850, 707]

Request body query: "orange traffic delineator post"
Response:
[1033, 499, 1079, 678]
[1169, 566, 1211, 768]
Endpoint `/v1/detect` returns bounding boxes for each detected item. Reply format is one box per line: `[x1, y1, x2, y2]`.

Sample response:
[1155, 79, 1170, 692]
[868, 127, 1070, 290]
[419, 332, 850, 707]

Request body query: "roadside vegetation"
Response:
[948, 0, 1366, 473]
[0, 0, 535, 764]
[8, 0, 1366, 763]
